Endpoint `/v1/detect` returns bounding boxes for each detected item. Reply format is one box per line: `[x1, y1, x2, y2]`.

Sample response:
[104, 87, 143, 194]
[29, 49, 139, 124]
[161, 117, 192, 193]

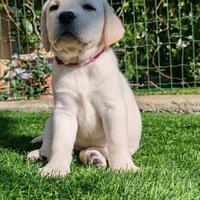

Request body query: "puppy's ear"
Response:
[103, 2, 125, 46]
[41, 2, 50, 52]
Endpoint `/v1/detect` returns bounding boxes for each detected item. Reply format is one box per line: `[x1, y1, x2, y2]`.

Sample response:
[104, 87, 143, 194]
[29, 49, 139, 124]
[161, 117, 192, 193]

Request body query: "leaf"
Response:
[22, 19, 33, 34]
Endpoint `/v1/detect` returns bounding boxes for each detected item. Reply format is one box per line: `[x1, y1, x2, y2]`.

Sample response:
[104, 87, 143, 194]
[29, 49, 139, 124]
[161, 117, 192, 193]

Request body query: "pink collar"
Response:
[55, 48, 105, 68]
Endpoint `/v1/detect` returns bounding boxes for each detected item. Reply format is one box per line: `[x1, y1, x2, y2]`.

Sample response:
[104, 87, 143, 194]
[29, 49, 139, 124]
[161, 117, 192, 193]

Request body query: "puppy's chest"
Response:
[59, 70, 100, 135]
[73, 75, 101, 136]
[54, 68, 101, 132]
[77, 95, 99, 133]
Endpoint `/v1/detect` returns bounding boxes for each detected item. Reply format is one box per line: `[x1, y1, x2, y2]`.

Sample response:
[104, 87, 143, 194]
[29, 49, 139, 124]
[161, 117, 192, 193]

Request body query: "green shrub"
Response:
[0, 53, 52, 100]
[113, 0, 200, 88]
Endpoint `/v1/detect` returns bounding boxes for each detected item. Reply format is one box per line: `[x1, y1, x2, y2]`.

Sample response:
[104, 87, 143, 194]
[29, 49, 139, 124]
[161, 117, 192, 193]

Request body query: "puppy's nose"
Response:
[59, 11, 76, 25]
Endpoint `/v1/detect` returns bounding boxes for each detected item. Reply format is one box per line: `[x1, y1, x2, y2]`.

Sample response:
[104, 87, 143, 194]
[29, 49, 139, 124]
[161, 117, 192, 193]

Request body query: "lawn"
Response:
[0, 111, 200, 200]
[134, 88, 200, 96]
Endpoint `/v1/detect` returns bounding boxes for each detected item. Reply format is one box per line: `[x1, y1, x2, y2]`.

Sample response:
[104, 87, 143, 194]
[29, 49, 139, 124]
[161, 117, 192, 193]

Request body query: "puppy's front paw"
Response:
[110, 160, 139, 172]
[109, 155, 139, 172]
[39, 163, 70, 177]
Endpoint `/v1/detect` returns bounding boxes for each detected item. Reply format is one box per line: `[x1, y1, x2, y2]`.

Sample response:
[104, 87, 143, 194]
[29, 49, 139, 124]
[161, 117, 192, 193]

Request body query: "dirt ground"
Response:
[0, 95, 200, 113]
[136, 95, 200, 114]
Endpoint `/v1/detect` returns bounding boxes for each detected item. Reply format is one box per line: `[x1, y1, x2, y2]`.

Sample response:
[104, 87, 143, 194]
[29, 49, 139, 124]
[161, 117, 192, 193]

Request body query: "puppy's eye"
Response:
[49, 5, 59, 12]
[83, 4, 96, 11]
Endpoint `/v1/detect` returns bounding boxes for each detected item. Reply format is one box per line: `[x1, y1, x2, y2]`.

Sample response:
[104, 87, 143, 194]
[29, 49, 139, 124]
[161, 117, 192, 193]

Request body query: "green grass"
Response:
[134, 88, 200, 95]
[0, 111, 200, 200]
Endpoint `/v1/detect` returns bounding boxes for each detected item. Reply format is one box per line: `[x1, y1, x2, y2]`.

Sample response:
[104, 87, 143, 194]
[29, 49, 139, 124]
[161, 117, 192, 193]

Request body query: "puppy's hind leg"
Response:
[79, 147, 108, 168]
[31, 135, 43, 144]
[28, 117, 52, 162]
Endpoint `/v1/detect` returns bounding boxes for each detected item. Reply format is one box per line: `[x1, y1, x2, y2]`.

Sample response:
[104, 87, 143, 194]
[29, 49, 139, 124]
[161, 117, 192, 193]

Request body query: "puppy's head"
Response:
[41, 0, 124, 62]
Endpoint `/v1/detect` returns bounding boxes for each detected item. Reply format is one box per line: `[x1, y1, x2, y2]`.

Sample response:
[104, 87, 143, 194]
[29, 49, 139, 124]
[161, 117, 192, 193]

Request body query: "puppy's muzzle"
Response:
[59, 11, 76, 26]
[58, 11, 78, 38]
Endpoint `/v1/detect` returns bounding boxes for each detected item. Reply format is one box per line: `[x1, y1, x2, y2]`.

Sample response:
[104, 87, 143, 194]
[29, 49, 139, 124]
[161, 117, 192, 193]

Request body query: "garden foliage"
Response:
[0, 53, 52, 100]
[0, 0, 199, 99]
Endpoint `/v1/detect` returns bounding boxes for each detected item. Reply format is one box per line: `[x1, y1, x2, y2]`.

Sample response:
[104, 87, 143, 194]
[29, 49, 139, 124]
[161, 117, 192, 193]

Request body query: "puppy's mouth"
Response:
[58, 27, 79, 41]
[57, 29, 89, 46]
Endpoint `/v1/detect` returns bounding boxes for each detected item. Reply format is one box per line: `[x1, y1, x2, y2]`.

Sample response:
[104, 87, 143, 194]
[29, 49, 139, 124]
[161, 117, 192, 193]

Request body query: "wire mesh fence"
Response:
[0, 0, 199, 98]
[112, 0, 200, 90]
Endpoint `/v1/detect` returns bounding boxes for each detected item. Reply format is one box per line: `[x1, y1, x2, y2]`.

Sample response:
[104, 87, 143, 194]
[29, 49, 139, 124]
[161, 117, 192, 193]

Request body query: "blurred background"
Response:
[0, 0, 199, 100]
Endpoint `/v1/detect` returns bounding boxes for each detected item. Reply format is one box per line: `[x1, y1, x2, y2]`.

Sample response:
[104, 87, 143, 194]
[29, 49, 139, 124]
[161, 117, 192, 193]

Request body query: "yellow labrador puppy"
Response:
[28, 0, 142, 176]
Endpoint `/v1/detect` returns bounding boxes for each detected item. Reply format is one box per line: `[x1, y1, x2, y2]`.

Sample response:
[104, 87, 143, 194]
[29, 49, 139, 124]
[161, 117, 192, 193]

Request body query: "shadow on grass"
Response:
[0, 112, 43, 153]
[0, 111, 80, 158]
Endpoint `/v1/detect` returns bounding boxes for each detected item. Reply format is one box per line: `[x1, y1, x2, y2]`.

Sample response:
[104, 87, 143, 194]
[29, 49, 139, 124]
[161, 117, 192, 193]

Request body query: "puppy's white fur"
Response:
[28, 0, 142, 176]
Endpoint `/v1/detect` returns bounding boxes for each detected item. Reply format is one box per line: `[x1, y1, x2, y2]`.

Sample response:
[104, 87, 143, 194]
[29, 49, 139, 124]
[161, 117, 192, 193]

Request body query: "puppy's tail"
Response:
[31, 135, 43, 144]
